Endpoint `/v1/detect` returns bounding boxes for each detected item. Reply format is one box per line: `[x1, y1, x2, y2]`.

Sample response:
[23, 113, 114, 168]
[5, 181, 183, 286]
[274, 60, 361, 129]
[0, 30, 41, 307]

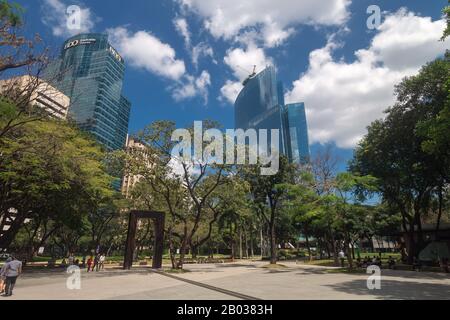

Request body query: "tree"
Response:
[442, 5, 450, 42]
[0, 0, 46, 73]
[125, 120, 230, 269]
[282, 172, 321, 261]
[0, 103, 117, 254]
[332, 173, 378, 268]
[208, 175, 251, 260]
[351, 59, 450, 263]
[242, 156, 295, 265]
[0, 1, 54, 141]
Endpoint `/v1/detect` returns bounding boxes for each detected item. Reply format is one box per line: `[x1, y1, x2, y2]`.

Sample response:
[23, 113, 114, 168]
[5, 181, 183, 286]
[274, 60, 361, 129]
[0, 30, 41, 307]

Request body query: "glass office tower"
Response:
[234, 67, 286, 154]
[282, 103, 310, 164]
[44, 33, 131, 151]
[234, 66, 310, 164]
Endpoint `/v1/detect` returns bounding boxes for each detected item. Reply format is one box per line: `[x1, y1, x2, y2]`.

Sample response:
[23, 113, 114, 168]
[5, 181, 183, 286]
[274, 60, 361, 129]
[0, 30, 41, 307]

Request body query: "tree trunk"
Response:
[345, 239, 354, 269]
[269, 222, 277, 265]
[191, 244, 198, 259]
[436, 185, 443, 235]
[406, 221, 416, 264]
[239, 227, 243, 260]
[250, 233, 254, 258]
[168, 231, 177, 269]
[351, 242, 355, 260]
[330, 234, 339, 266]
[260, 227, 264, 258]
[230, 239, 235, 261]
[325, 240, 331, 259]
[177, 242, 187, 269]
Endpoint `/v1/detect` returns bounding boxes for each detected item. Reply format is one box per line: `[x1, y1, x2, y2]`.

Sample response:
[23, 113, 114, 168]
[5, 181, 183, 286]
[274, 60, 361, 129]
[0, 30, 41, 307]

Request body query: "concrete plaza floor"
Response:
[4, 261, 450, 300]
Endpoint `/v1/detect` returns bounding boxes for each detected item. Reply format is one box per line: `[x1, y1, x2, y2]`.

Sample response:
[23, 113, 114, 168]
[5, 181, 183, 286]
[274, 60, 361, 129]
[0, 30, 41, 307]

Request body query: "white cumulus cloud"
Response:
[107, 27, 186, 81]
[220, 44, 273, 104]
[286, 9, 449, 149]
[172, 70, 212, 104]
[220, 80, 243, 105]
[178, 0, 351, 47]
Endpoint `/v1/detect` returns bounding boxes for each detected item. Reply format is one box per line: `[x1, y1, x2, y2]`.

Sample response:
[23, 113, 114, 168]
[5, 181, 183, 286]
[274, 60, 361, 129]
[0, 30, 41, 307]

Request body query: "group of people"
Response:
[336, 250, 398, 270]
[355, 256, 396, 269]
[0, 256, 22, 297]
[61, 253, 106, 272]
[86, 254, 106, 272]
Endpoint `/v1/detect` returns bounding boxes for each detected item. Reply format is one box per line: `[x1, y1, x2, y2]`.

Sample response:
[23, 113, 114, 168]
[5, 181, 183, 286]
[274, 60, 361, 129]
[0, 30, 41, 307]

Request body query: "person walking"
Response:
[99, 254, 106, 271]
[68, 254, 74, 266]
[0, 257, 11, 294]
[94, 254, 100, 272]
[87, 256, 93, 272]
[338, 250, 346, 267]
[3, 255, 22, 297]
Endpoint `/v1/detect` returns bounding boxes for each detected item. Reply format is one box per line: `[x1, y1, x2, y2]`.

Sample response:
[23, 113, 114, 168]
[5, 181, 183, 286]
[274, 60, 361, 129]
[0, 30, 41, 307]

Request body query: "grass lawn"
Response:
[303, 259, 338, 267]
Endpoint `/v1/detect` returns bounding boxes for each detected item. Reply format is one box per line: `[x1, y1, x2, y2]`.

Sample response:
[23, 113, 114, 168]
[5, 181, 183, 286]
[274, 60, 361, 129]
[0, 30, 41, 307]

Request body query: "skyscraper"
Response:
[44, 33, 131, 151]
[234, 67, 286, 154]
[282, 103, 310, 164]
[234, 66, 310, 164]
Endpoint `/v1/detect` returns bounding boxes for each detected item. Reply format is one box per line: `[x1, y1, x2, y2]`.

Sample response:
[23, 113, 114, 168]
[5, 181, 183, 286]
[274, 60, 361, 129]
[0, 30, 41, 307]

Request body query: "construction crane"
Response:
[237, 65, 257, 86]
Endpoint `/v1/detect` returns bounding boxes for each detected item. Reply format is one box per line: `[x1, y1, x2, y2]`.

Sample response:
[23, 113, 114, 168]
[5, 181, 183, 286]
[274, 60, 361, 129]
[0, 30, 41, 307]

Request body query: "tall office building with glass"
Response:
[44, 33, 131, 151]
[234, 66, 310, 164]
[282, 103, 310, 164]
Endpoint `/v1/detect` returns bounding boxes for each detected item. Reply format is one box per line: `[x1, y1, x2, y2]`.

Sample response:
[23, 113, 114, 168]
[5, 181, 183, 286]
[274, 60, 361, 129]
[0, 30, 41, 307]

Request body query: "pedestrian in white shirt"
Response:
[99, 254, 106, 271]
[338, 250, 346, 268]
[2, 255, 22, 297]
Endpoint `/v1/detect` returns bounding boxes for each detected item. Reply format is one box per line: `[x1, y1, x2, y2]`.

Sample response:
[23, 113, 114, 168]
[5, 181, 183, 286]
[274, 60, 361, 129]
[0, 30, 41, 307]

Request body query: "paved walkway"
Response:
[5, 261, 450, 300]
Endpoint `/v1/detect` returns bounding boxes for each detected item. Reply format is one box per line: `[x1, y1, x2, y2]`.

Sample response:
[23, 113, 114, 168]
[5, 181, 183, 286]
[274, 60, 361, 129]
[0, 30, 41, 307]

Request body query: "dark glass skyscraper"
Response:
[44, 33, 131, 151]
[234, 66, 310, 164]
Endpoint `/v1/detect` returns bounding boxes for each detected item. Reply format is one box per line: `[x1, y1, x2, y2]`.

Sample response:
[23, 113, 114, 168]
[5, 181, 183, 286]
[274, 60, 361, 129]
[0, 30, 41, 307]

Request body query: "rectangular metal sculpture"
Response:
[123, 211, 165, 270]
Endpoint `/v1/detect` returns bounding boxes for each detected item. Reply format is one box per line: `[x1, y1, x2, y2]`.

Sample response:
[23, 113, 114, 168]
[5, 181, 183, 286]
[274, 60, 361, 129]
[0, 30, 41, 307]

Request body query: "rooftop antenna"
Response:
[238, 65, 257, 86]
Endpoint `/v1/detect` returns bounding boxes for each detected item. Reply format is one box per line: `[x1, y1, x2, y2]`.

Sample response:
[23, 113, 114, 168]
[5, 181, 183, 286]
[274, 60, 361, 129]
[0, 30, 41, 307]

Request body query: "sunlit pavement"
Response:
[5, 261, 450, 300]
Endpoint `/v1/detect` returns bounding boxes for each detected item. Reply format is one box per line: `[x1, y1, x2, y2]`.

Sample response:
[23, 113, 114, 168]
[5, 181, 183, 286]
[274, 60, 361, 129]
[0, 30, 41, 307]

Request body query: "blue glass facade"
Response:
[44, 33, 131, 151]
[235, 67, 285, 154]
[234, 66, 310, 164]
[282, 103, 310, 164]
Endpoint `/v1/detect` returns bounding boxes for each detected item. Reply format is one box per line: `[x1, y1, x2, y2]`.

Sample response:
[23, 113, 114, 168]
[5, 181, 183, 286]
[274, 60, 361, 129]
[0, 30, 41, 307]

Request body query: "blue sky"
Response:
[15, 0, 449, 171]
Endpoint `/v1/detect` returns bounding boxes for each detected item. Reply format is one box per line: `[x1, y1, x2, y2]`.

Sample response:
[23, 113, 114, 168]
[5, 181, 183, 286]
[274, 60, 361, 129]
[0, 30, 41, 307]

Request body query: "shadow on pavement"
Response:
[327, 279, 450, 300]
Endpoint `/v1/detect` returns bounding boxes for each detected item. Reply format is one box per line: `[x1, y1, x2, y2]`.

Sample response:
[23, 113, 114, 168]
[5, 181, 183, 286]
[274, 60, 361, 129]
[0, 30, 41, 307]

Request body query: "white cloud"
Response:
[286, 9, 449, 149]
[107, 27, 186, 81]
[220, 80, 243, 105]
[178, 0, 351, 47]
[192, 43, 216, 67]
[41, 0, 95, 37]
[173, 17, 216, 68]
[172, 71, 211, 104]
[224, 44, 273, 81]
[174, 18, 191, 48]
[220, 44, 273, 104]
[371, 8, 449, 71]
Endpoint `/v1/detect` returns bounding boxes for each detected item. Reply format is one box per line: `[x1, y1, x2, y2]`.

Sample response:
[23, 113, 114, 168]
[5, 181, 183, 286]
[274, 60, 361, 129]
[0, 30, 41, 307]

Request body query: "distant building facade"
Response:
[234, 66, 310, 164]
[44, 33, 131, 151]
[121, 135, 152, 199]
[0, 75, 70, 120]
